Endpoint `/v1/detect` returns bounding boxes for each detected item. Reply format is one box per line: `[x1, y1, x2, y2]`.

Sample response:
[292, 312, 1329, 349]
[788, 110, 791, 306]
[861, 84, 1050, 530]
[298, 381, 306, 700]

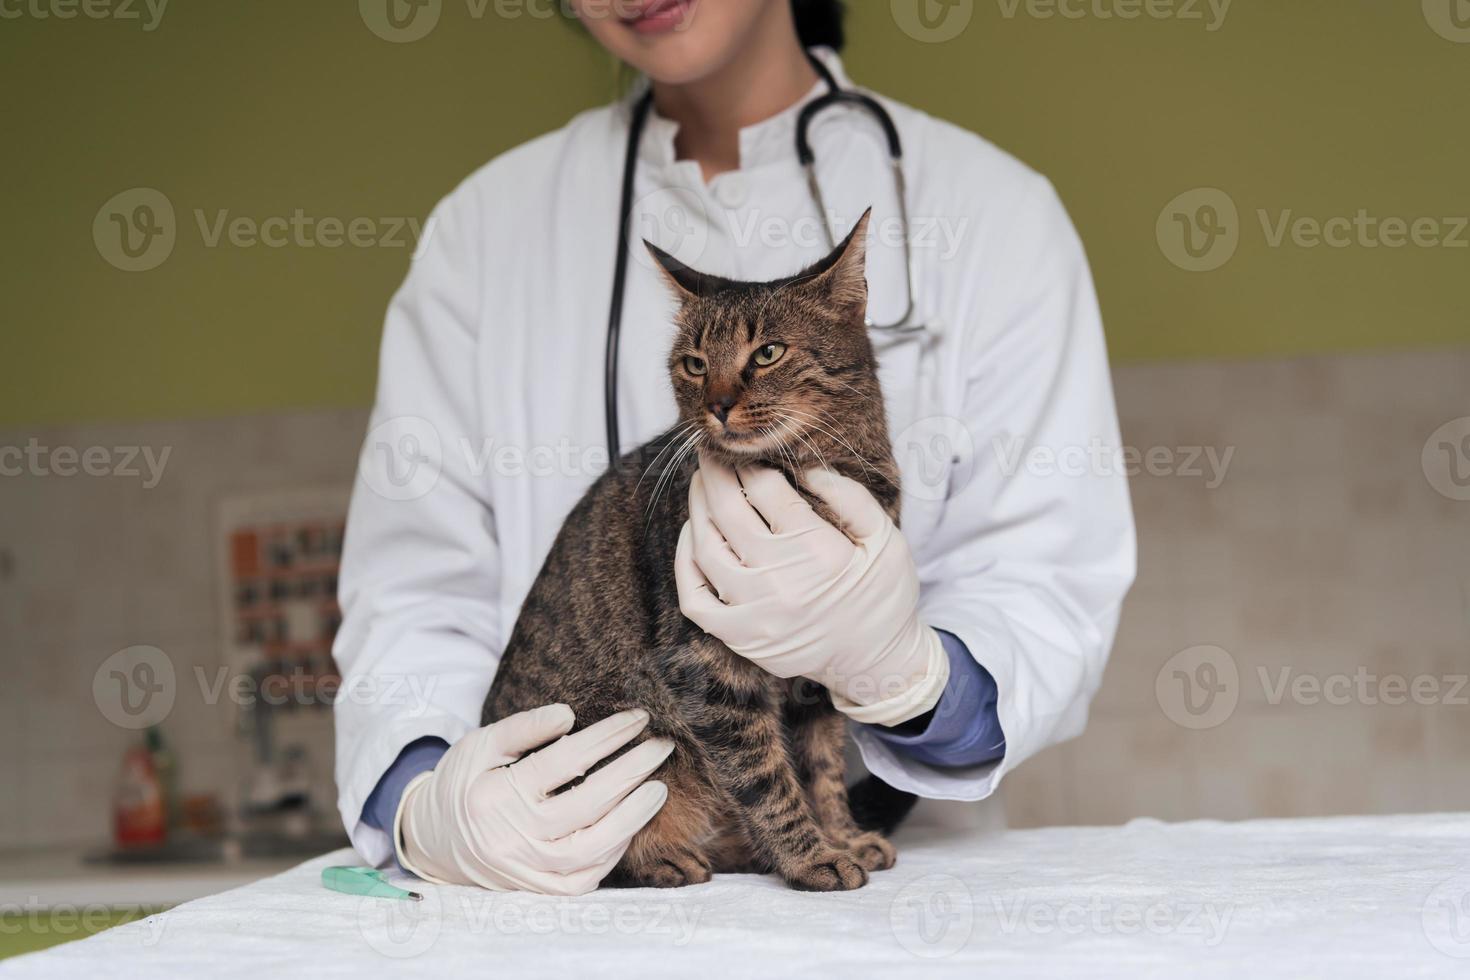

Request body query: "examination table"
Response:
[5, 812, 1468, 978]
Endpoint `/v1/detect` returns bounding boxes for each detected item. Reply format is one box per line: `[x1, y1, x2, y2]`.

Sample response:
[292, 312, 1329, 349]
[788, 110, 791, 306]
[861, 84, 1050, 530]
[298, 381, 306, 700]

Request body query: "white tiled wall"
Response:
[1004, 346, 1470, 828]
[0, 347, 1466, 847]
[0, 410, 366, 848]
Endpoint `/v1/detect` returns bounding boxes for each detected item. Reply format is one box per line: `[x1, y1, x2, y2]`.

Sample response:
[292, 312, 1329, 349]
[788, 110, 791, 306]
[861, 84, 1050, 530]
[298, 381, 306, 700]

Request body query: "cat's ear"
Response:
[644, 240, 702, 300]
[804, 208, 871, 316]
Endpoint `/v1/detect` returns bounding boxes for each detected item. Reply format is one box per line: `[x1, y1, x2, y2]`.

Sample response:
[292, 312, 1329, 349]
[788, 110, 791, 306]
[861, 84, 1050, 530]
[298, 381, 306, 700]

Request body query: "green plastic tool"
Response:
[322, 865, 424, 902]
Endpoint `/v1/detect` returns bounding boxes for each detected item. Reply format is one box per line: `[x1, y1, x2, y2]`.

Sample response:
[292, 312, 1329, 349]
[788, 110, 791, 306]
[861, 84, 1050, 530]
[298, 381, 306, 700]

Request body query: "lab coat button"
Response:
[714, 175, 748, 210]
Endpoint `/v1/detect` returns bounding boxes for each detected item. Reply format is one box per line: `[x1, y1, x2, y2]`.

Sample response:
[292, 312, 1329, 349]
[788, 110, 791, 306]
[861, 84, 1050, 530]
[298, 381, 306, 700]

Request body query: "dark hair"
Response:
[792, 0, 845, 52]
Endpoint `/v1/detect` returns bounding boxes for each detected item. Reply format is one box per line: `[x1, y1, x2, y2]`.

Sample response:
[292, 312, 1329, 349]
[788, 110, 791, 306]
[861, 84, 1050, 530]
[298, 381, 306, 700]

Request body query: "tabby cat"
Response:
[483, 210, 914, 891]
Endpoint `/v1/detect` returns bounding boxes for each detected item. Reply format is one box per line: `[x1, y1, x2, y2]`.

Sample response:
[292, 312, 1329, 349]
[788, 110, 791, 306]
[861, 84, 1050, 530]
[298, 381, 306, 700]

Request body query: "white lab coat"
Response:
[333, 50, 1136, 865]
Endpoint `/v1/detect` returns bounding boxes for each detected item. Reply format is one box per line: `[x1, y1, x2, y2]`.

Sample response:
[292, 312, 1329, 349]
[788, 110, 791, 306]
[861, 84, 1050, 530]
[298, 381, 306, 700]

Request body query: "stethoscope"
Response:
[603, 52, 922, 459]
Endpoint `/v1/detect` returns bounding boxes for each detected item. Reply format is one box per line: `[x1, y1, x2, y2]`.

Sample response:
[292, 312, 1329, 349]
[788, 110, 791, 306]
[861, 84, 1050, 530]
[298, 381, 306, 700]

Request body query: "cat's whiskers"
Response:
[634, 419, 700, 500]
[817, 376, 882, 414]
[767, 421, 805, 478]
[773, 413, 832, 478]
[823, 375, 877, 403]
[742, 411, 805, 474]
[778, 406, 883, 483]
[644, 426, 703, 529]
[807, 403, 890, 477]
[754, 424, 793, 476]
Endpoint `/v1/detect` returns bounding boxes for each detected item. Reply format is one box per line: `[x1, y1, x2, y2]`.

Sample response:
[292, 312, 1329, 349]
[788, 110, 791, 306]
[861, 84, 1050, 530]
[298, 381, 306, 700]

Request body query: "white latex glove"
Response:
[675, 460, 950, 727]
[394, 705, 673, 895]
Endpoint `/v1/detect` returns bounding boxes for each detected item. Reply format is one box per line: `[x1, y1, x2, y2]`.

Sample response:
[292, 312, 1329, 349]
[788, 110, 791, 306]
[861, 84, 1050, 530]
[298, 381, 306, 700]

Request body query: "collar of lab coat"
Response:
[629, 46, 854, 173]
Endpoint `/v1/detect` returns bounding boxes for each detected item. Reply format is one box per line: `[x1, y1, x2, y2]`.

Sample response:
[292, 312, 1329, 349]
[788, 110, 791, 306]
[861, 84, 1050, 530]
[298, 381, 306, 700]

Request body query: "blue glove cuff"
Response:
[362, 736, 449, 834]
[864, 629, 1006, 768]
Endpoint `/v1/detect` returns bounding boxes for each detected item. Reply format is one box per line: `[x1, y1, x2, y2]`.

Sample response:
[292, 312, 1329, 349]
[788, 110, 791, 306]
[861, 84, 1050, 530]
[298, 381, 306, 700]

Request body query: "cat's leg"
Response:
[674, 645, 869, 892]
[703, 819, 762, 874]
[785, 683, 896, 873]
[605, 753, 718, 888]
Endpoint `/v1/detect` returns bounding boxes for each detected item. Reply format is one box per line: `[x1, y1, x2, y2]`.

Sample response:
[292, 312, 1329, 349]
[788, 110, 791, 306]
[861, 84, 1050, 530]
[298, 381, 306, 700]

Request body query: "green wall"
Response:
[3, 0, 1466, 426]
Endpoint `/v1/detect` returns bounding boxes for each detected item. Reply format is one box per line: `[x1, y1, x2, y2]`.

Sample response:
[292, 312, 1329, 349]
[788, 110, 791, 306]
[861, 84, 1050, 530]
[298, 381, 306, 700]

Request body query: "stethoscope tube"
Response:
[604, 53, 917, 460]
[796, 55, 920, 333]
[604, 90, 655, 464]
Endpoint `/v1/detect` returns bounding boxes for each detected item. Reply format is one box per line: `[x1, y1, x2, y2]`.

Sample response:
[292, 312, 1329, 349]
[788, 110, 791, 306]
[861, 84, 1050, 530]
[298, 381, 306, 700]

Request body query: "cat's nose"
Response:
[706, 394, 736, 424]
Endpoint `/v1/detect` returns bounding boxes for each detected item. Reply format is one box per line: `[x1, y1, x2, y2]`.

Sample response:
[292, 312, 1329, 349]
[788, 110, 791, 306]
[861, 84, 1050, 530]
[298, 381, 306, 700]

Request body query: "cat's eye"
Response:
[752, 343, 787, 367]
[683, 355, 707, 377]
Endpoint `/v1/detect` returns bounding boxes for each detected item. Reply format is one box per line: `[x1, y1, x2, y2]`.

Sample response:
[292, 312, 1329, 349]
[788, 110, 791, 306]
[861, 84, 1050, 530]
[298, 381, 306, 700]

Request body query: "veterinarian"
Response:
[334, 0, 1135, 894]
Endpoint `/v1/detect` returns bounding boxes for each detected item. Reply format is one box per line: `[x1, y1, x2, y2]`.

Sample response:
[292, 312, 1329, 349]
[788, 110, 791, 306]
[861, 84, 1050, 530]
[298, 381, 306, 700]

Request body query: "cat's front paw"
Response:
[614, 849, 713, 889]
[784, 851, 868, 892]
[841, 832, 896, 873]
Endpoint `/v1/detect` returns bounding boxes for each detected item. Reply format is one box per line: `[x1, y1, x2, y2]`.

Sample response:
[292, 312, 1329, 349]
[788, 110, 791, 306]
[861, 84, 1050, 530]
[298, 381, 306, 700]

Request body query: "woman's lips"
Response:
[621, 0, 696, 35]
